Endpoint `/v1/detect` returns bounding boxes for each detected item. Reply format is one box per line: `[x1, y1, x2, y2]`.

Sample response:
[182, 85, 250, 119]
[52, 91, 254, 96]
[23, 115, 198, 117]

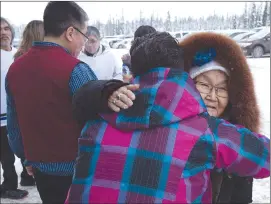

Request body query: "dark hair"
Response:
[1, 17, 15, 43]
[86, 26, 100, 39]
[43, 1, 89, 37]
[134, 25, 156, 39]
[130, 32, 184, 76]
[14, 20, 44, 60]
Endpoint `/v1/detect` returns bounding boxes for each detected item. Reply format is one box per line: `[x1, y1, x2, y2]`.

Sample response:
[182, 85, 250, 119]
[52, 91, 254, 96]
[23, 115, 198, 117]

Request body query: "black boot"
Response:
[0, 185, 29, 200]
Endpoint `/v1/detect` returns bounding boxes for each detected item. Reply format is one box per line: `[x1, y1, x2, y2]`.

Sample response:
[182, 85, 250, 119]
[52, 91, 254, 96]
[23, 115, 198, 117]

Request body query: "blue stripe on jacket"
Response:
[6, 42, 97, 176]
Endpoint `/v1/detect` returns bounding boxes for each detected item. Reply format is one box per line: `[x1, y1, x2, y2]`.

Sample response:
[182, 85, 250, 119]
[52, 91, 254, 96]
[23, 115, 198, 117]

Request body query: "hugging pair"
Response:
[66, 32, 269, 204]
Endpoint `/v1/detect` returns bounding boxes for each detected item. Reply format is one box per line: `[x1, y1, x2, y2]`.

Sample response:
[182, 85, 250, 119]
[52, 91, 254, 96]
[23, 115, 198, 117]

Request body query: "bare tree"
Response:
[249, 2, 257, 28]
[262, 1, 269, 26]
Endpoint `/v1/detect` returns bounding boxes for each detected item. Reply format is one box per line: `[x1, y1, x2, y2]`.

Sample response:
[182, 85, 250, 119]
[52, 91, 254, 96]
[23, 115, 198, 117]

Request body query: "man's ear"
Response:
[65, 26, 74, 42]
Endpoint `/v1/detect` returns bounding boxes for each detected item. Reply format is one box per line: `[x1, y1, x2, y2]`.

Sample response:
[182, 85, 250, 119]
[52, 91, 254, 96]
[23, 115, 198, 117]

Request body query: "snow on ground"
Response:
[247, 57, 270, 204]
[1, 56, 270, 204]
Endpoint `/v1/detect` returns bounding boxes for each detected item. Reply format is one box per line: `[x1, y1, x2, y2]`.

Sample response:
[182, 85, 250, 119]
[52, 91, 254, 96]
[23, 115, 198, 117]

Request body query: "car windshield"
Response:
[233, 32, 256, 41]
[241, 33, 255, 40]
[229, 32, 246, 38]
[247, 27, 270, 40]
[252, 28, 263, 32]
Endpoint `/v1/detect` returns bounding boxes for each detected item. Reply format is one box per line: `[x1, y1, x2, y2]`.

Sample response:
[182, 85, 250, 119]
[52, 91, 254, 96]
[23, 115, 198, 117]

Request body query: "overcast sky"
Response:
[1, 1, 250, 26]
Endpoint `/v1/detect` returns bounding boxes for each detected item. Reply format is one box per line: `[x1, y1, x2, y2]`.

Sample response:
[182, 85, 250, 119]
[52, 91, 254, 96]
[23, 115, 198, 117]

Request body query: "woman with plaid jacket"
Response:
[66, 32, 270, 204]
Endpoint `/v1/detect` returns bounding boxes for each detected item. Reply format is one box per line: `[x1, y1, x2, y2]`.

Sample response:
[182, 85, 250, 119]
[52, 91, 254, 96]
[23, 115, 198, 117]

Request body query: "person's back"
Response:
[6, 2, 139, 202]
[66, 32, 270, 204]
[66, 66, 269, 204]
[7, 44, 82, 162]
[5, 2, 96, 203]
[11, 19, 44, 188]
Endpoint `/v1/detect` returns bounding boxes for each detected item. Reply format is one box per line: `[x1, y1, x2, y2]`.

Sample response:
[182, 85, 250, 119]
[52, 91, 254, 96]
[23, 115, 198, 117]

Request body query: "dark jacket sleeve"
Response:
[215, 173, 253, 204]
[72, 79, 128, 124]
[229, 175, 253, 204]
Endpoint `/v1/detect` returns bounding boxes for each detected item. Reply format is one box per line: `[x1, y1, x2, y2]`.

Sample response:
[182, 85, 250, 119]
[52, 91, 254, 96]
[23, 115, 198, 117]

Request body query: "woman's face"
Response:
[194, 70, 229, 117]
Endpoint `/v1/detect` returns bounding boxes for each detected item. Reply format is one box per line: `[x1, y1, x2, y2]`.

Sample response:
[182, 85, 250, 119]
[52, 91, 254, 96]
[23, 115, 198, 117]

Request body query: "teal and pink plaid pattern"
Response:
[66, 67, 270, 204]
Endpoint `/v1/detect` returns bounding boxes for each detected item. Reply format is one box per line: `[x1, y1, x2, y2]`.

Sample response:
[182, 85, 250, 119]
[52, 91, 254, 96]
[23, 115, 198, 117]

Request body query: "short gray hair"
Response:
[1, 17, 15, 44]
[86, 26, 100, 39]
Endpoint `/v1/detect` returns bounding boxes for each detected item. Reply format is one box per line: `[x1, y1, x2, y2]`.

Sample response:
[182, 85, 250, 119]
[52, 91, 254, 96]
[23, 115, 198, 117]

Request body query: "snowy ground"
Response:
[247, 57, 270, 204]
[1, 56, 270, 204]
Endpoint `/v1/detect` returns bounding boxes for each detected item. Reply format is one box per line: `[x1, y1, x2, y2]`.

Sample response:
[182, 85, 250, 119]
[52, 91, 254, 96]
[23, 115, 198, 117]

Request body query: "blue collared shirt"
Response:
[6, 42, 97, 176]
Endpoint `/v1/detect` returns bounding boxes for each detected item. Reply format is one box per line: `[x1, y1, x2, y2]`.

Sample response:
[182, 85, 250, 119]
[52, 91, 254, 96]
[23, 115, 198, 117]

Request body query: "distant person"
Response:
[122, 25, 156, 81]
[79, 26, 123, 80]
[6, 2, 138, 204]
[0, 17, 28, 199]
[134, 25, 157, 39]
[14, 20, 44, 60]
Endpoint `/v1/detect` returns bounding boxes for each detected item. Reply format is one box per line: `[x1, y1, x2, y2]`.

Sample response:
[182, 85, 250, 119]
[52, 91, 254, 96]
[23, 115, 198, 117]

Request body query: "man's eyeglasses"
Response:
[73, 26, 89, 43]
[195, 81, 228, 98]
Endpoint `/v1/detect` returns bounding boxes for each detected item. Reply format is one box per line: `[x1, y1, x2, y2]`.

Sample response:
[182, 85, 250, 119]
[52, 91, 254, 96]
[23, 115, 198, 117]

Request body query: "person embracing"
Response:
[179, 32, 261, 204]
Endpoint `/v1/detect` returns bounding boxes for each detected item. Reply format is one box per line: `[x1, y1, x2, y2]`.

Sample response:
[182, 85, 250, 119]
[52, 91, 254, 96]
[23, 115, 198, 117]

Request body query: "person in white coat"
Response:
[79, 26, 123, 81]
[0, 17, 28, 200]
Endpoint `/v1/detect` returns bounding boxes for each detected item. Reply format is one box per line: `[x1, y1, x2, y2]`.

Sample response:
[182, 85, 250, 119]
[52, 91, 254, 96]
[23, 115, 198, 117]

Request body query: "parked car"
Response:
[238, 27, 270, 58]
[102, 38, 122, 48]
[228, 31, 247, 38]
[114, 38, 133, 49]
[232, 31, 256, 41]
[100, 39, 110, 47]
[109, 39, 123, 48]
[212, 29, 248, 38]
[252, 26, 269, 33]
[169, 31, 191, 42]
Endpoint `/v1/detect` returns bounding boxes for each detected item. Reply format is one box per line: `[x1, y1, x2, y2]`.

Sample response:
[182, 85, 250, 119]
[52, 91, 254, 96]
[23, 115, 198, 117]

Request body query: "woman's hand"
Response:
[121, 54, 131, 65]
[25, 166, 34, 176]
[108, 84, 139, 112]
[123, 74, 133, 83]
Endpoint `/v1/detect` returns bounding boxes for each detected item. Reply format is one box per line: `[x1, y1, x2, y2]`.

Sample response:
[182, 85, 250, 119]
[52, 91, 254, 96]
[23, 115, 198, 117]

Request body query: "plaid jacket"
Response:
[66, 67, 270, 204]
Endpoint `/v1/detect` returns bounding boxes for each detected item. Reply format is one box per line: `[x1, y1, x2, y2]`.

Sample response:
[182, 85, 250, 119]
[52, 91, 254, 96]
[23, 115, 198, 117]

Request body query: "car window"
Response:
[229, 32, 246, 38]
[248, 28, 270, 40]
[175, 33, 181, 38]
[240, 33, 255, 40]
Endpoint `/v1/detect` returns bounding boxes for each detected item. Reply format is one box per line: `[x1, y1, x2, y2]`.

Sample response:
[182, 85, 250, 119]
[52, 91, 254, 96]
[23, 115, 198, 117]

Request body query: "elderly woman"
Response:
[179, 32, 260, 204]
[66, 32, 269, 204]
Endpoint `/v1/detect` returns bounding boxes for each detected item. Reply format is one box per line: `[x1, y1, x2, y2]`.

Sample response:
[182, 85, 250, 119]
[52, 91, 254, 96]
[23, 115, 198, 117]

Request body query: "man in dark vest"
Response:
[6, 2, 138, 203]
